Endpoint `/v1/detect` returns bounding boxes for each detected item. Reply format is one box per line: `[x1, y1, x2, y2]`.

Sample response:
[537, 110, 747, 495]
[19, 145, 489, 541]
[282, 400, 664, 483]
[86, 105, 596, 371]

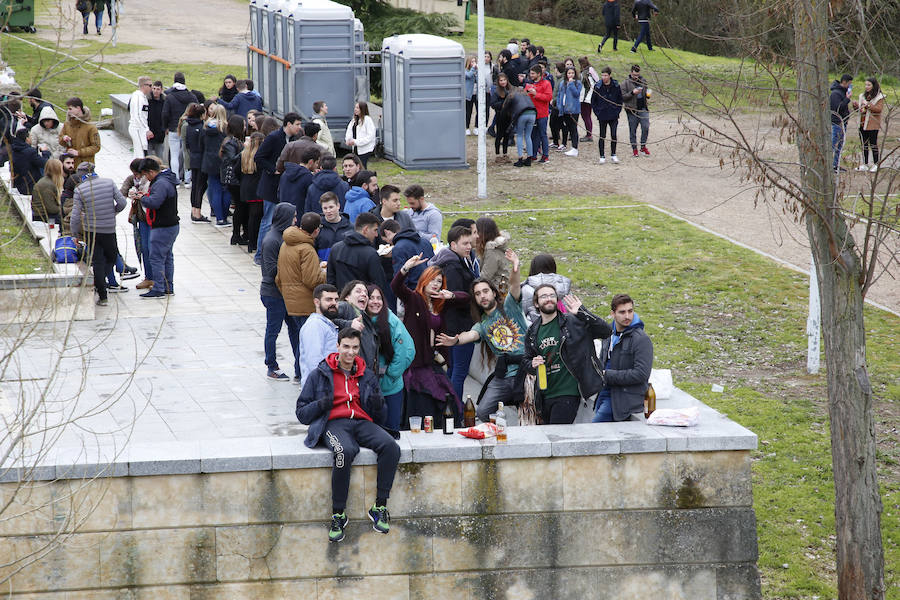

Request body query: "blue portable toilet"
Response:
[382, 34, 467, 170]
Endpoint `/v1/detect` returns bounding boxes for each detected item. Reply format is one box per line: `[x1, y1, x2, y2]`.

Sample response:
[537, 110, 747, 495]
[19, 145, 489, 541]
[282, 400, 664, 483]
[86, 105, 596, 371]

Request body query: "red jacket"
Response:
[525, 79, 552, 119]
[326, 353, 373, 422]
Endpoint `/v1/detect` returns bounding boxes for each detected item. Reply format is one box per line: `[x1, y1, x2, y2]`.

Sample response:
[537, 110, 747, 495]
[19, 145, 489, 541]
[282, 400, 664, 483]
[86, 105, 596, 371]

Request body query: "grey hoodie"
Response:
[260, 202, 298, 298]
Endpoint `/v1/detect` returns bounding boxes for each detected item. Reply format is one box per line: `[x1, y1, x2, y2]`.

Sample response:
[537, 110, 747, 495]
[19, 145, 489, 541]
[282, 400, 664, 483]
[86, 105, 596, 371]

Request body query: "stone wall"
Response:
[0, 419, 761, 599]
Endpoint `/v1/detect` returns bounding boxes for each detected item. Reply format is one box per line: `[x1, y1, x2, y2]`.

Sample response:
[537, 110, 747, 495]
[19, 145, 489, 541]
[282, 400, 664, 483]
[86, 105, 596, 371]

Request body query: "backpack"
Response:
[53, 236, 81, 263]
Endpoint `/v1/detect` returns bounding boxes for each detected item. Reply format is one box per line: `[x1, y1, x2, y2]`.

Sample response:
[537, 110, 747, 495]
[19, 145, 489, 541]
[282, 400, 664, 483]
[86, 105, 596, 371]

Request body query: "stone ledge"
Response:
[0, 388, 757, 482]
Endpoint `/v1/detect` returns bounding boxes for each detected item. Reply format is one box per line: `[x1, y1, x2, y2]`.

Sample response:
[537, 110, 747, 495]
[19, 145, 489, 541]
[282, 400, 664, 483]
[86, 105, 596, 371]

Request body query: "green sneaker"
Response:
[328, 512, 348, 542]
[368, 505, 390, 534]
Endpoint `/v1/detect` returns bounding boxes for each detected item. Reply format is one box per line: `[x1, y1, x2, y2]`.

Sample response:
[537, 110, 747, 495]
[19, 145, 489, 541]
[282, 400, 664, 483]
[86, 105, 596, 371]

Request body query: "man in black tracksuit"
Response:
[592, 294, 653, 422]
[522, 285, 612, 424]
[630, 0, 660, 52]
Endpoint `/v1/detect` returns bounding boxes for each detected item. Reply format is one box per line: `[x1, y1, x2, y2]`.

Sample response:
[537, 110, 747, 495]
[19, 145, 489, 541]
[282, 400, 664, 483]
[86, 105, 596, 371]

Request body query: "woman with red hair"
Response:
[391, 253, 470, 429]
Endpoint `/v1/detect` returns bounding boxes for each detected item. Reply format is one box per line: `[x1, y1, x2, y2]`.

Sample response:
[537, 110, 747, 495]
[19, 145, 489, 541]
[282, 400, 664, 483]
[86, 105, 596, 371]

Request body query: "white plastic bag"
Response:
[649, 368, 673, 400]
[647, 407, 700, 427]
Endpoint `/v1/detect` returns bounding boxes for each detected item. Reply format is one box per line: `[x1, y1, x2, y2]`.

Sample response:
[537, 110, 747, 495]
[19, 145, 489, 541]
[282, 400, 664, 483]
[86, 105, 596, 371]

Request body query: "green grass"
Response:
[441, 196, 899, 599]
[0, 191, 52, 275]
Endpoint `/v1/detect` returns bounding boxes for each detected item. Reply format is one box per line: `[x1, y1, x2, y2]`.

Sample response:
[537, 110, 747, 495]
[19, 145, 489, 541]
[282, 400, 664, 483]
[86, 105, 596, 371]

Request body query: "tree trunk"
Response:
[793, 1, 885, 598]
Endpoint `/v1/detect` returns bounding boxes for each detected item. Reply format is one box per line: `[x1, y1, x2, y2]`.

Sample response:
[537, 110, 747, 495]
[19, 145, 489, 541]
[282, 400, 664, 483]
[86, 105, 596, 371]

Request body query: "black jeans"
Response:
[86, 231, 119, 301]
[549, 107, 562, 145]
[247, 201, 263, 252]
[228, 184, 248, 242]
[322, 419, 400, 512]
[601, 24, 618, 50]
[190, 169, 208, 210]
[541, 394, 580, 424]
[598, 119, 618, 156]
[859, 128, 879, 164]
[562, 114, 579, 148]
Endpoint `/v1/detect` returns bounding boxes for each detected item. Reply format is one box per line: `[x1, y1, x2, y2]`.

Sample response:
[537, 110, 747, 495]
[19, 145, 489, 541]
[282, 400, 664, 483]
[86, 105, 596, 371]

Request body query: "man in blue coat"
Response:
[296, 328, 400, 543]
[216, 80, 263, 117]
[378, 219, 434, 289]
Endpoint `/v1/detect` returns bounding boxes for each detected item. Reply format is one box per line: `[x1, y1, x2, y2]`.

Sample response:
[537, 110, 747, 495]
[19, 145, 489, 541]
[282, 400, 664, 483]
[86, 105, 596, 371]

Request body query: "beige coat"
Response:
[59, 107, 101, 166]
[858, 92, 884, 131]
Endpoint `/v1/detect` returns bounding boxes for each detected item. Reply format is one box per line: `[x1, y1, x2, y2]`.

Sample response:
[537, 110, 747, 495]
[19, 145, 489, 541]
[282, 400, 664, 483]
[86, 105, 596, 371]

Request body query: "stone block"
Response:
[0, 532, 103, 593]
[215, 525, 283, 582]
[245, 467, 367, 522]
[128, 441, 201, 476]
[672, 451, 753, 508]
[563, 453, 674, 510]
[99, 528, 216, 587]
[199, 437, 272, 473]
[405, 431, 483, 463]
[131, 472, 248, 529]
[53, 444, 129, 480]
[480, 426, 551, 460]
[316, 575, 410, 599]
[592, 566, 718, 599]
[716, 564, 763, 599]
[379, 461, 463, 516]
[542, 423, 622, 456]
[461, 458, 563, 514]
[269, 436, 333, 469]
[189, 581, 317, 599]
[217, 522, 432, 579]
[131, 587, 190, 600]
[606, 420, 668, 453]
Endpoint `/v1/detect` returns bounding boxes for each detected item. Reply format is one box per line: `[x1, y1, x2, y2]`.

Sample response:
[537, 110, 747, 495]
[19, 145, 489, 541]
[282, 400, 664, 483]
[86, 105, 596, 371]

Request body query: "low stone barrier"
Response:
[0, 390, 761, 598]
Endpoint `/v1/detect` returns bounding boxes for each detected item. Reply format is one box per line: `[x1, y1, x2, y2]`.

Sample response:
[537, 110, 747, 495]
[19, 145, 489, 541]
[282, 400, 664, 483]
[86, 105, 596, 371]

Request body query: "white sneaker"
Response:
[599, 157, 606, 164]
[465, 129, 472, 136]
[611, 155, 619, 163]
[869, 164, 878, 173]
[564, 148, 578, 156]
[856, 164, 869, 171]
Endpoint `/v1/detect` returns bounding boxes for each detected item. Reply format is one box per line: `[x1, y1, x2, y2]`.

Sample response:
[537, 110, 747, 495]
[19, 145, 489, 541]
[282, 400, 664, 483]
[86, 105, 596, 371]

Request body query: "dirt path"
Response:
[34, 0, 899, 313]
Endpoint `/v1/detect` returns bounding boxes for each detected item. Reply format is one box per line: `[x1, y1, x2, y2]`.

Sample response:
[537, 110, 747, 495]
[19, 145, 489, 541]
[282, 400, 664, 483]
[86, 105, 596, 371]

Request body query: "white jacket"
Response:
[128, 89, 149, 133]
[344, 115, 376, 154]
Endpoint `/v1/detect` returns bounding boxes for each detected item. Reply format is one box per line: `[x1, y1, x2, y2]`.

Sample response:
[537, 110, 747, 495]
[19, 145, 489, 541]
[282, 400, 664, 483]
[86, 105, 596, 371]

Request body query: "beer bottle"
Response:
[463, 395, 476, 427]
[443, 396, 455, 435]
[644, 383, 656, 419]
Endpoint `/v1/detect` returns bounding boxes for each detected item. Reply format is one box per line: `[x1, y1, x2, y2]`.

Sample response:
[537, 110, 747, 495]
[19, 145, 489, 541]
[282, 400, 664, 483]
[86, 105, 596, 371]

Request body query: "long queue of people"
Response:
[465, 37, 653, 166]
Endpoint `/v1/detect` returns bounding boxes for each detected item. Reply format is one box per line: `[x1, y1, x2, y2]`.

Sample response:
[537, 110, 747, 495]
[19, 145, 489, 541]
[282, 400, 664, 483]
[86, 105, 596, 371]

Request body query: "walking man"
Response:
[128, 77, 152, 160]
[522, 286, 612, 424]
[592, 294, 654, 422]
[630, 0, 660, 53]
[296, 328, 401, 542]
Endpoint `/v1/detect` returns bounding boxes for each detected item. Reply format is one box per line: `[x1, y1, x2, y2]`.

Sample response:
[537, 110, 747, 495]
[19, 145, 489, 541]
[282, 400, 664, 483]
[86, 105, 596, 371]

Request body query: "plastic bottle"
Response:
[430, 234, 439, 252]
[463, 395, 476, 427]
[537, 363, 548, 390]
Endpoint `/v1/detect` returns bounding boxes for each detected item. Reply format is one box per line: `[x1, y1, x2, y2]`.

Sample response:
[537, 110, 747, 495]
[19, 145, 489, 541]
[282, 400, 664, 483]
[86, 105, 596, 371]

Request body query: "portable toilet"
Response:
[380, 35, 399, 160]
[382, 34, 467, 170]
[286, 0, 355, 130]
[353, 18, 370, 103]
[248, 1, 268, 105]
[264, 1, 283, 114]
[269, 0, 293, 116]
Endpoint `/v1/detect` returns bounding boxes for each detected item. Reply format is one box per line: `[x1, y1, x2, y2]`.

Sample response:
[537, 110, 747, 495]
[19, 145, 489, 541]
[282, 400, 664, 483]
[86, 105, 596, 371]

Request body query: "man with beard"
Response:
[437, 249, 525, 422]
[298, 284, 340, 390]
[521, 283, 612, 424]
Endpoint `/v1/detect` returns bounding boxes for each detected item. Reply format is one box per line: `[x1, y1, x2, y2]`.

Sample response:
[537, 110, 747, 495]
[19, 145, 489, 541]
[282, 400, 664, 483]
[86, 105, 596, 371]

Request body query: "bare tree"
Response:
[649, 0, 895, 596]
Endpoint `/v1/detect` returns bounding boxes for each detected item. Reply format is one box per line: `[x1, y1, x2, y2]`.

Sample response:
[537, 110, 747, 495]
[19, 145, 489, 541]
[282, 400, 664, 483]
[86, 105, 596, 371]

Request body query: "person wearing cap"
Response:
[69, 162, 127, 306]
[138, 157, 180, 298]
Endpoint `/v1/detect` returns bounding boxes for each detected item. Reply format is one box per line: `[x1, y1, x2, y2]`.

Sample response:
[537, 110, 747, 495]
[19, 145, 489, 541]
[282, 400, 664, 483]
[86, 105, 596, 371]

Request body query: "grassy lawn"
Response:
[441, 196, 899, 599]
[0, 190, 52, 275]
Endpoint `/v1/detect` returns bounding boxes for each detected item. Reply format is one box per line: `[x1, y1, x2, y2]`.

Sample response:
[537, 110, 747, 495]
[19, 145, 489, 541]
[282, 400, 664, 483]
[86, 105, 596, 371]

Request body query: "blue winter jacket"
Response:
[278, 162, 314, 215]
[296, 354, 389, 448]
[344, 186, 375, 225]
[591, 78, 624, 122]
[556, 80, 583, 115]
[465, 67, 477, 97]
[217, 91, 263, 117]
[304, 169, 350, 214]
[374, 311, 415, 396]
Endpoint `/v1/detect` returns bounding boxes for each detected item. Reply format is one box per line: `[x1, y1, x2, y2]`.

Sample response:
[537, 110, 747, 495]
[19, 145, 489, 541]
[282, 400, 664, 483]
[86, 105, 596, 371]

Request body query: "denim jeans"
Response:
[477, 374, 518, 423]
[592, 392, 614, 422]
[626, 109, 650, 150]
[167, 131, 183, 182]
[449, 342, 475, 405]
[254, 201, 277, 262]
[207, 175, 231, 222]
[515, 111, 536, 157]
[149, 224, 179, 293]
[633, 21, 652, 50]
[261, 295, 300, 377]
[105, 254, 124, 286]
[383, 391, 404, 431]
[530, 116, 550, 158]
[831, 123, 845, 170]
[137, 220, 153, 281]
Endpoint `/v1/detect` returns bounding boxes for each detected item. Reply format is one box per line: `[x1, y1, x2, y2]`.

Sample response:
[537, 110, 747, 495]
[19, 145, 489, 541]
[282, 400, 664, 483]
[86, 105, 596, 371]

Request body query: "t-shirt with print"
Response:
[535, 314, 580, 399]
[473, 293, 527, 376]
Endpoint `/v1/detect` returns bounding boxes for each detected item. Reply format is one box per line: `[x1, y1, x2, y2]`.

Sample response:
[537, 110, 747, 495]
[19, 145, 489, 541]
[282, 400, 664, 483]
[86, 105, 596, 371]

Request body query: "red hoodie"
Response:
[525, 79, 552, 119]
[326, 353, 373, 422]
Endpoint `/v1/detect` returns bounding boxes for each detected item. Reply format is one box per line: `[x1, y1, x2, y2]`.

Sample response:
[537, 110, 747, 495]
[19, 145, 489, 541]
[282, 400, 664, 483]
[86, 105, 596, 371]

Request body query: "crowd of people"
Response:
[465, 36, 655, 166]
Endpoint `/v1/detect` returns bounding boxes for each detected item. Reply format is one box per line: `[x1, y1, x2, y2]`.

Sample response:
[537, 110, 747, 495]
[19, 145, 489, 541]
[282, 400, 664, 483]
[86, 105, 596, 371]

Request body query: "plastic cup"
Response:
[409, 416, 422, 433]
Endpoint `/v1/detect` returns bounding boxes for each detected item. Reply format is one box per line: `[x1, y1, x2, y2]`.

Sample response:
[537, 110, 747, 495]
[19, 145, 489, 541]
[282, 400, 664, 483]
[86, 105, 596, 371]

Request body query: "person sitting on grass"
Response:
[296, 327, 401, 543]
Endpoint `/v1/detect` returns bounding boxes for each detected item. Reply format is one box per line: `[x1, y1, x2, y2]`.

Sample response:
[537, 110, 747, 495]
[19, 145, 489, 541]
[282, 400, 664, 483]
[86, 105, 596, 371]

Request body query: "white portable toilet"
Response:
[353, 18, 370, 103]
[382, 34, 467, 170]
[286, 0, 355, 130]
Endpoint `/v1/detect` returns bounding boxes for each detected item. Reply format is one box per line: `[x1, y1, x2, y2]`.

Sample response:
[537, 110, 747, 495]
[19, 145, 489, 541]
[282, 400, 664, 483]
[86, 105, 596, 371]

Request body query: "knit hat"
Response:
[76, 162, 95, 175]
